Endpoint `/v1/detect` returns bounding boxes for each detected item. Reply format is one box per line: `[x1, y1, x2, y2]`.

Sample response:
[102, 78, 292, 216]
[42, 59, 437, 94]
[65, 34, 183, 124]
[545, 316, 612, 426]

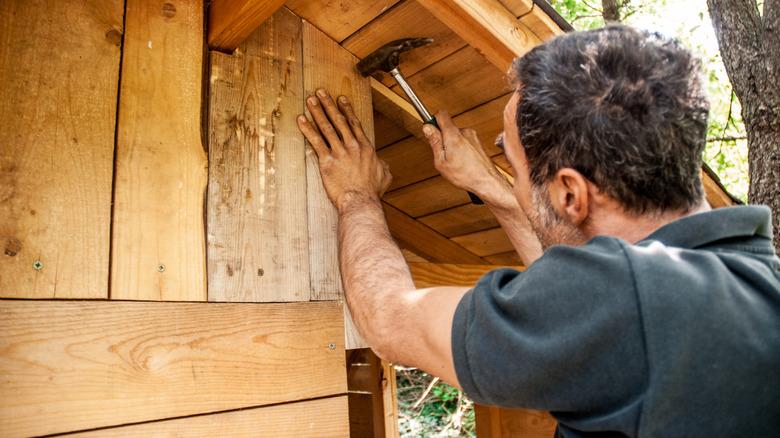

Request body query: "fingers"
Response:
[434, 111, 460, 139]
[422, 122, 446, 162]
[337, 95, 372, 147]
[297, 114, 331, 161]
[315, 89, 357, 149]
[306, 95, 344, 154]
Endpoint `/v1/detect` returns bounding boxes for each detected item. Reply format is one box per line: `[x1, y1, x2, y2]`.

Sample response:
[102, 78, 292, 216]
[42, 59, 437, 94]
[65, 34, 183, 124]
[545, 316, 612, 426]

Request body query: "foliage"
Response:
[397, 367, 475, 437]
[549, 0, 749, 200]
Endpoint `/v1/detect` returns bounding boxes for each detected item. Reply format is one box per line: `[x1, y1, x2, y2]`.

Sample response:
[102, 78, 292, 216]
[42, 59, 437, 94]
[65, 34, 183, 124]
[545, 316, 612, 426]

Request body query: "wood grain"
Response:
[287, 0, 401, 43]
[382, 203, 487, 264]
[0, 299, 346, 437]
[475, 405, 557, 438]
[371, 77, 427, 144]
[302, 20, 374, 301]
[484, 251, 523, 265]
[375, 110, 411, 148]
[409, 262, 518, 288]
[384, 176, 471, 218]
[519, 4, 565, 41]
[498, 0, 534, 17]
[207, 8, 310, 302]
[417, 0, 541, 71]
[452, 227, 515, 257]
[419, 203, 501, 237]
[342, 0, 467, 87]
[382, 360, 400, 438]
[66, 396, 350, 437]
[702, 170, 735, 208]
[347, 349, 386, 438]
[208, 0, 287, 51]
[111, 0, 208, 301]
[0, 0, 123, 298]
[390, 45, 510, 117]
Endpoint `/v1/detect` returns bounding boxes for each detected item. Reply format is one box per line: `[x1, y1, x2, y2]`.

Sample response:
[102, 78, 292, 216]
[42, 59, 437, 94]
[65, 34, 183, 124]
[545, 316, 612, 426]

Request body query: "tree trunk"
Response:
[707, 0, 780, 253]
[602, 0, 621, 22]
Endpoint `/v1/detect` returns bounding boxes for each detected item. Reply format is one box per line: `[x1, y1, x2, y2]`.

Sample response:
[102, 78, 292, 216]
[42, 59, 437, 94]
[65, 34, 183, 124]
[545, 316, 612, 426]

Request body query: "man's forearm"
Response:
[479, 172, 543, 266]
[336, 192, 415, 354]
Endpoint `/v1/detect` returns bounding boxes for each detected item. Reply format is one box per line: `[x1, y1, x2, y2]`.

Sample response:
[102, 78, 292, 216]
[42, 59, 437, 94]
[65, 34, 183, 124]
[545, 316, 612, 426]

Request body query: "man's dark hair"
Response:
[512, 24, 709, 213]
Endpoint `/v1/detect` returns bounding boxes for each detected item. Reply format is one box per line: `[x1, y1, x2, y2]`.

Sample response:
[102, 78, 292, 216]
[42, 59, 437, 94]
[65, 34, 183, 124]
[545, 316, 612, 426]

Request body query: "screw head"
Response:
[32, 260, 43, 270]
[157, 264, 165, 272]
[257, 267, 264, 277]
[328, 343, 336, 350]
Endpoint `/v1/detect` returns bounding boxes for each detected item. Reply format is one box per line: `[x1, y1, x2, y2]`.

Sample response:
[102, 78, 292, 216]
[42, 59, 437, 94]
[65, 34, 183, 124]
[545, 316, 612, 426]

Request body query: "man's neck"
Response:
[586, 201, 712, 244]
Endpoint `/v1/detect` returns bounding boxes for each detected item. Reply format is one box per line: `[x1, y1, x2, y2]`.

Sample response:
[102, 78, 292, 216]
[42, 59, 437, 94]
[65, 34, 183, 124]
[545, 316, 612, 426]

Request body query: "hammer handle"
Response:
[425, 118, 484, 205]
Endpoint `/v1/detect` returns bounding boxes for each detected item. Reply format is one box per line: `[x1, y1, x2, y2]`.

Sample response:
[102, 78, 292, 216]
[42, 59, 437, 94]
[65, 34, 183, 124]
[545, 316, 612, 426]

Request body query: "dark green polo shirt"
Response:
[452, 206, 780, 437]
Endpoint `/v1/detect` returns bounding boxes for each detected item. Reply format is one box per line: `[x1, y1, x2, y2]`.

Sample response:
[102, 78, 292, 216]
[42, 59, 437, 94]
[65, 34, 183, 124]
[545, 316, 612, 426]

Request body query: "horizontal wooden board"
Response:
[410, 263, 519, 288]
[383, 176, 470, 218]
[375, 111, 410, 148]
[208, 0, 287, 51]
[391, 45, 510, 116]
[286, 0, 400, 42]
[484, 250, 523, 266]
[0, 300, 346, 437]
[451, 227, 515, 257]
[66, 396, 350, 437]
[383, 203, 486, 265]
[342, 0, 466, 87]
[418, 203, 500, 237]
[0, 0, 123, 298]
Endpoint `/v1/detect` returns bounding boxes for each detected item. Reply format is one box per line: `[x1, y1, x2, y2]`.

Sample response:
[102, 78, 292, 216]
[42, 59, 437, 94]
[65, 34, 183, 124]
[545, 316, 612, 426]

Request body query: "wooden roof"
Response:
[212, 0, 737, 266]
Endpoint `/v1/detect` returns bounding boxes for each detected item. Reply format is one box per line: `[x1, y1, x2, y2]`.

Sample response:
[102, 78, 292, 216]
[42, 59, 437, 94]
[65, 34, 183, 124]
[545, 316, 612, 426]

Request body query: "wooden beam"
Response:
[409, 262, 519, 288]
[382, 203, 487, 265]
[384, 176, 471, 218]
[0, 299, 346, 437]
[207, 8, 310, 302]
[452, 227, 515, 257]
[66, 396, 349, 437]
[286, 0, 402, 43]
[702, 170, 736, 208]
[419, 203, 501, 238]
[207, 0, 286, 51]
[498, 0, 534, 16]
[382, 360, 400, 438]
[519, 4, 566, 41]
[370, 78, 426, 143]
[474, 405, 557, 438]
[0, 0, 123, 298]
[111, 0, 208, 301]
[417, 0, 542, 71]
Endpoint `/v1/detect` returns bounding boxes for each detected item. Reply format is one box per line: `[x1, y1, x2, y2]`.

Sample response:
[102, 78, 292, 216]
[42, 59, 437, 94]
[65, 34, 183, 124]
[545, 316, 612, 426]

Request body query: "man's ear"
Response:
[548, 168, 590, 226]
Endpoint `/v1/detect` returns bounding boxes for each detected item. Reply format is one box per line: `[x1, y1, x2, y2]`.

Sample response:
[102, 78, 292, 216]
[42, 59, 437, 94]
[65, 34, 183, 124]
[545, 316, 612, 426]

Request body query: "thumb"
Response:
[422, 123, 445, 160]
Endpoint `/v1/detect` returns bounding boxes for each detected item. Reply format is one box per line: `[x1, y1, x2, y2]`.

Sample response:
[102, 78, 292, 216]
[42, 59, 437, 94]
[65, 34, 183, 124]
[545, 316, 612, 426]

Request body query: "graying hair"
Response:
[511, 25, 709, 213]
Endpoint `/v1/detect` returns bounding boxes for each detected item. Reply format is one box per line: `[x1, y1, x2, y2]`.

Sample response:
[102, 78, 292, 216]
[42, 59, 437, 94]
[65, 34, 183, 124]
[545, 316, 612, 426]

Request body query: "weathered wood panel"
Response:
[0, 300, 346, 437]
[66, 396, 350, 437]
[111, 0, 208, 301]
[302, 21, 375, 300]
[207, 8, 310, 302]
[0, 0, 123, 298]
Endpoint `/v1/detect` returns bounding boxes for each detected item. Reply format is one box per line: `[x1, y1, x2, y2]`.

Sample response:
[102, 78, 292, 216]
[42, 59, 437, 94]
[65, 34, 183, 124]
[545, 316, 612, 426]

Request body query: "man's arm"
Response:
[422, 113, 543, 265]
[296, 89, 464, 386]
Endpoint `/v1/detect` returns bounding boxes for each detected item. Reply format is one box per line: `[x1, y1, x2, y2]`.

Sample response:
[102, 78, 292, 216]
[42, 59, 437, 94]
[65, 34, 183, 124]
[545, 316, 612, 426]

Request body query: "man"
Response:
[297, 25, 779, 436]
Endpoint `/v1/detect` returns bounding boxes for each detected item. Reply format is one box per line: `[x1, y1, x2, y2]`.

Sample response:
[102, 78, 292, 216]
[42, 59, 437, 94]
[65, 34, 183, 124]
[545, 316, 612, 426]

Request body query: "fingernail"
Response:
[422, 125, 433, 136]
[308, 96, 318, 105]
[316, 89, 327, 97]
[297, 115, 307, 122]
[339, 96, 348, 103]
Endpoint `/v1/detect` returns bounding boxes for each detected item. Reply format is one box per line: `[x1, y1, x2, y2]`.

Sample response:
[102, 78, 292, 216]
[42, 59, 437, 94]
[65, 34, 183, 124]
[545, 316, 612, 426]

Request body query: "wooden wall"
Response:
[0, 1, 373, 436]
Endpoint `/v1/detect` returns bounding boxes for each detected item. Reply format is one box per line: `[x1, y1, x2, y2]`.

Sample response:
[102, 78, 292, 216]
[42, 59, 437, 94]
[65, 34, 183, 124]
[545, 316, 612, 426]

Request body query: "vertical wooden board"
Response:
[382, 360, 400, 438]
[111, 0, 208, 301]
[0, 300, 346, 437]
[66, 396, 350, 437]
[207, 8, 310, 303]
[302, 21, 375, 300]
[0, 0, 123, 298]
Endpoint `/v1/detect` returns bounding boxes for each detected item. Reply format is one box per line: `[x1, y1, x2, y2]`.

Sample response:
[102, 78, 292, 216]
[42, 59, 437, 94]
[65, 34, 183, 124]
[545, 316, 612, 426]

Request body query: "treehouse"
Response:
[0, 0, 737, 436]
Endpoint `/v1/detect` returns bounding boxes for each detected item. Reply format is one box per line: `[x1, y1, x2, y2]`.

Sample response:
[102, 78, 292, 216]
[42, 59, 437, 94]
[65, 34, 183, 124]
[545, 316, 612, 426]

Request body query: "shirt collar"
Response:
[641, 205, 774, 251]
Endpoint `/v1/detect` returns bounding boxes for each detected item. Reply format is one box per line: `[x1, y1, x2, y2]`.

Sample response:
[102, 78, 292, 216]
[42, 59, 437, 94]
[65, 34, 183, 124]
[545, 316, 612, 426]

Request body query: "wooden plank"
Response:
[391, 45, 510, 116]
[207, 8, 309, 302]
[519, 4, 565, 41]
[375, 111, 410, 149]
[451, 227, 515, 257]
[409, 262, 518, 288]
[382, 361, 400, 438]
[303, 20, 375, 300]
[702, 170, 735, 208]
[0, 299, 346, 437]
[384, 176, 471, 218]
[402, 248, 431, 263]
[417, 0, 541, 71]
[342, 0, 467, 88]
[382, 203, 487, 264]
[111, 0, 208, 301]
[208, 0, 287, 51]
[419, 203, 500, 237]
[286, 0, 401, 43]
[484, 251, 523, 265]
[347, 349, 385, 438]
[380, 136, 435, 191]
[371, 77, 427, 144]
[66, 396, 350, 437]
[498, 0, 534, 17]
[0, 0, 123, 298]
[475, 405, 557, 438]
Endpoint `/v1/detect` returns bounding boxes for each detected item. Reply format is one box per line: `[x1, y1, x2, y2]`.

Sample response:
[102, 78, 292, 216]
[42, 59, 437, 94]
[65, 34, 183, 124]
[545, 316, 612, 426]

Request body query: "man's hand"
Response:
[423, 111, 509, 205]
[297, 89, 392, 212]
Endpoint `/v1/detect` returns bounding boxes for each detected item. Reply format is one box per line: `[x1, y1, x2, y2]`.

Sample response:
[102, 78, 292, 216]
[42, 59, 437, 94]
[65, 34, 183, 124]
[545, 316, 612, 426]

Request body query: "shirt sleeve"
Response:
[451, 237, 647, 414]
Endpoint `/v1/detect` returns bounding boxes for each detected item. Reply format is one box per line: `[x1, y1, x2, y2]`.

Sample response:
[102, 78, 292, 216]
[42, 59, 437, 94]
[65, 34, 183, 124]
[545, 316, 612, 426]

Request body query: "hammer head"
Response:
[356, 38, 434, 77]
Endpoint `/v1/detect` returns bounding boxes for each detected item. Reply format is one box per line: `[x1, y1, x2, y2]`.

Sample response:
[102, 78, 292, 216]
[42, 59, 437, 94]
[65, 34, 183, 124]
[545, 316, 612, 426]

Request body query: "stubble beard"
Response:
[526, 185, 588, 251]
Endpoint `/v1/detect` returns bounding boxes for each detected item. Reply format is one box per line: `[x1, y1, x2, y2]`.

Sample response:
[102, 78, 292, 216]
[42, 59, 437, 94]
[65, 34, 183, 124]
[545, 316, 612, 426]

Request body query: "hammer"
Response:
[357, 38, 484, 205]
